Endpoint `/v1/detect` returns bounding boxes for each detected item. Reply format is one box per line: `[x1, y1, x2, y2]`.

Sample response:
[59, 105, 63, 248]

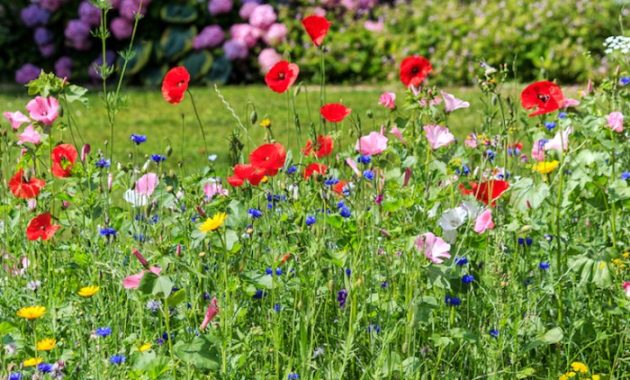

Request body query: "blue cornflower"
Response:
[265, 267, 273, 276]
[367, 324, 381, 334]
[275, 268, 283, 276]
[151, 154, 166, 163]
[305, 215, 316, 226]
[619, 76, 630, 86]
[558, 112, 568, 119]
[130, 134, 147, 145]
[324, 177, 339, 186]
[133, 233, 146, 242]
[95, 158, 111, 169]
[248, 208, 263, 219]
[525, 237, 533, 246]
[337, 289, 348, 308]
[273, 303, 281, 312]
[445, 295, 461, 307]
[340, 207, 351, 218]
[461, 165, 470, 175]
[253, 289, 266, 299]
[455, 257, 468, 266]
[517, 237, 525, 246]
[149, 215, 159, 224]
[37, 363, 53, 373]
[146, 300, 162, 312]
[99, 227, 117, 237]
[110, 354, 126, 365]
[485, 149, 495, 161]
[621, 171, 630, 181]
[539, 262, 550, 270]
[336, 201, 345, 209]
[544, 121, 556, 130]
[288, 374, 299, 380]
[8, 373, 22, 380]
[345, 268, 352, 277]
[461, 274, 475, 284]
[381, 281, 389, 288]
[363, 170, 374, 180]
[358, 155, 371, 164]
[95, 326, 112, 337]
[506, 147, 514, 157]
[286, 166, 297, 175]
[489, 329, 500, 338]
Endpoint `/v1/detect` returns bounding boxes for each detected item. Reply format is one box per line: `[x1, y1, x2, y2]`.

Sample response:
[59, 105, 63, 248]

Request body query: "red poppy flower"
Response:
[229, 163, 267, 186]
[459, 180, 509, 206]
[162, 66, 190, 105]
[320, 103, 351, 123]
[26, 212, 60, 241]
[399, 56, 432, 87]
[8, 170, 45, 199]
[249, 143, 287, 177]
[51, 144, 78, 178]
[302, 15, 331, 47]
[264, 61, 300, 93]
[302, 135, 334, 158]
[303, 163, 328, 179]
[520, 81, 564, 117]
[332, 180, 348, 195]
[227, 175, 244, 188]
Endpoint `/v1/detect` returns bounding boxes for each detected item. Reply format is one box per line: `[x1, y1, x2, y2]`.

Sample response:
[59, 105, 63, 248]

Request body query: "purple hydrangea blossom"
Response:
[39, 43, 56, 58]
[223, 39, 248, 60]
[192, 25, 225, 50]
[40, 0, 65, 12]
[65, 19, 92, 51]
[120, 0, 147, 20]
[15, 64, 42, 84]
[55, 57, 73, 79]
[208, 0, 232, 16]
[88, 51, 116, 81]
[20, 5, 50, 28]
[34, 27, 54, 46]
[249, 4, 276, 29]
[79, 1, 102, 27]
[110, 17, 133, 40]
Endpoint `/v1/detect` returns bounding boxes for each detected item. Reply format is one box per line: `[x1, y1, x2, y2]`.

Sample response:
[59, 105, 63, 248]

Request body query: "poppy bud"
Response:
[196, 206, 206, 217]
[250, 111, 257, 125]
[176, 244, 182, 257]
[132, 248, 149, 268]
[366, 109, 373, 119]
[142, 160, 150, 172]
[81, 144, 91, 162]
[166, 146, 173, 157]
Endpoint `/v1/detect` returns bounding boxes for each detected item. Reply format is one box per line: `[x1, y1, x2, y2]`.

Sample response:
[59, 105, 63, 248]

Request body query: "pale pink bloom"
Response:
[200, 297, 219, 330]
[258, 48, 282, 74]
[356, 131, 388, 156]
[364, 20, 384, 32]
[418, 97, 442, 107]
[27, 199, 37, 210]
[3, 111, 30, 130]
[345, 157, 361, 176]
[389, 126, 405, 143]
[623, 281, 630, 298]
[464, 133, 477, 148]
[423, 125, 455, 150]
[415, 232, 451, 264]
[607, 112, 624, 133]
[239, 2, 257, 19]
[135, 173, 159, 196]
[249, 4, 276, 29]
[474, 209, 494, 234]
[123, 266, 161, 289]
[208, 0, 232, 15]
[313, 7, 326, 16]
[204, 181, 228, 200]
[263, 23, 287, 46]
[531, 139, 546, 161]
[378, 92, 396, 110]
[562, 98, 580, 108]
[544, 127, 572, 152]
[441, 91, 470, 113]
[18, 125, 42, 145]
[230, 24, 260, 49]
[26, 96, 60, 126]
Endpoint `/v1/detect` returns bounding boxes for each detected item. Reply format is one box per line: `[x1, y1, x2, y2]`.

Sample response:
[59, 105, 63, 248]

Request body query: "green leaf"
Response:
[541, 327, 563, 344]
[516, 367, 536, 379]
[153, 276, 174, 298]
[205, 56, 232, 84]
[121, 41, 153, 76]
[174, 336, 220, 370]
[510, 178, 549, 211]
[166, 289, 186, 307]
[160, 4, 198, 24]
[138, 272, 159, 295]
[158, 26, 196, 61]
[180, 51, 213, 81]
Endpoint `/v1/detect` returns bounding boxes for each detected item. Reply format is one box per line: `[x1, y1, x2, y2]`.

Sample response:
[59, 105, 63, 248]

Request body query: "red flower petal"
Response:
[249, 143, 287, 177]
[460, 180, 509, 206]
[302, 15, 331, 47]
[51, 144, 78, 178]
[520, 81, 564, 117]
[264, 61, 299, 93]
[302, 135, 334, 158]
[399, 56, 432, 87]
[303, 163, 327, 179]
[332, 180, 348, 195]
[162, 66, 191, 105]
[9, 170, 45, 199]
[26, 212, 60, 241]
[320, 103, 351, 123]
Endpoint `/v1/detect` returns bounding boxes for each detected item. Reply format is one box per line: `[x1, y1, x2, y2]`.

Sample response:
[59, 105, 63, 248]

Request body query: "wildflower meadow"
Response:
[1, 2, 630, 380]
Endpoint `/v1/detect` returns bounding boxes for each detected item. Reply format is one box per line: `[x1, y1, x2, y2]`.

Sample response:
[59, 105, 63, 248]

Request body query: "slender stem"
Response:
[187, 90, 209, 155]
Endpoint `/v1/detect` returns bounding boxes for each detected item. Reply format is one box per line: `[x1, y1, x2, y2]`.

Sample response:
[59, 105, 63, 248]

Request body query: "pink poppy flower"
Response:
[200, 297, 219, 330]
[3, 111, 30, 130]
[473, 209, 494, 234]
[624, 281, 630, 298]
[389, 126, 405, 143]
[123, 266, 161, 289]
[544, 127, 572, 152]
[26, 96, 60, 126]
[607, 112, 624, 133]
[204, 181, 228, 200]
[415, 232, 451, 264]
[441, 91, 470, 113]
[135, 173, 159, 197]
[18, 125, 42, 145]
[345, 157, 361, 176]
[423, 125, 455, 150]
[355, 131, 388, 156]
[378, 92, 396, 110]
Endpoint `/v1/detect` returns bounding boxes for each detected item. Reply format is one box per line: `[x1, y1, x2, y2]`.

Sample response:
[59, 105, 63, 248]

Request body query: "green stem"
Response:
[187, 90, 209, 155]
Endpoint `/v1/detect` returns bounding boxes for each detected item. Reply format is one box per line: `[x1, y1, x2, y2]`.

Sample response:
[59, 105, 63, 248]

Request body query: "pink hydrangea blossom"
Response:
[378, 92, 396, 110]
[230, 24, 260, 48]
[423, 125, 455, 150]
[415, 232, 451, 264]
[263, 23, 288, 46]
[239, 2, 258, 20]
[209, 0, 232, 15]
[258, 48, 282, 73]
[249, 4, 276, 29]
[200, 297, 219, 330]
[204, 181, 228, 200]
[607, 112, 624, 133]
[473, 209, 494, 234]
[356, 131, 388, 156]
[26, 96, 60, 126]
[3, 111, 30, 130]
[441, 91, 470, 113]
[18, 125, 42, 145]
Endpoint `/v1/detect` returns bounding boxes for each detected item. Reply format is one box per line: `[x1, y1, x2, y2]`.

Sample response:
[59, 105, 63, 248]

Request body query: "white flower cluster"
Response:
[604, 35, 630, 55]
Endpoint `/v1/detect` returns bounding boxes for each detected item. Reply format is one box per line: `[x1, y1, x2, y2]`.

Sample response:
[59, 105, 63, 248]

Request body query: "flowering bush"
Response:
[1, 8, 630, 380]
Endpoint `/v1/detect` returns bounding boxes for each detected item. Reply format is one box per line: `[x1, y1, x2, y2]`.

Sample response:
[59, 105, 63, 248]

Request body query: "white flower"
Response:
[438, 207, 468, 231]
[124, 189, 149, 207]
[26, 280, 41, 291]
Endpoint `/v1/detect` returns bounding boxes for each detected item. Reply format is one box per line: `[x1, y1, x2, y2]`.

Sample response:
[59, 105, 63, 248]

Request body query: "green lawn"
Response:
[1, 84, 537, 170]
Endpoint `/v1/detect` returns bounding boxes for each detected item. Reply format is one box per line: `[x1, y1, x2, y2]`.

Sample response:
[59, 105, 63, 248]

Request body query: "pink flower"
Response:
[199, 297, 219, 330]
[464, 133, 477, 148]
[389, 126, 405, 143]
[378, 92, 396, 110]
[249, 4, 276, 29]
[204, 181, 228, 200]
[423, 125, 455, 150]
[418, 96, 442, 107]
[135, 173, 159, 197]
[623, 281, 630, 298]
[263, 23, 288, 46]
[3, 111, 30, 130]
[239, 2, 258, 20]
[473, 209, 494, 234]
[364, 20, 384, 32]
[531, 139, 546, 161]
[26, 96, 59, 126]
[544, 127, 572, 152]
[355, 131, 388, 156]
[607, 112, 624, 133]
[258, 48, 282, 73]
[18, 125, 42, 145]
[208, 0, 232, 15]
[415, 232, 451, 264]
[562, 98, 580, 108]
[441, 91, 470, 113]
[345, 157, 361, 176]
[230, 24, 260, 49]
[123, 266, 161, 289]
[27, 199, 37, 210]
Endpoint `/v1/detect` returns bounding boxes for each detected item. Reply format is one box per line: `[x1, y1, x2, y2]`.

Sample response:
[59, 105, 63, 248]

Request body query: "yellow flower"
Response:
[138, 342, 152, 352]
[199, 212, 227, 233]
[567, 371, 576, 377]
[532, 160, 560, 174]
[559, 374, 568, 380]
[16, 306, 46, 320]
[592, 375, 601, 380]
[611, 258, 625, 269]
[36, 338, 56, 351]
[570, 362, 588, 373]
[23, 357, 43, 367]
[78, 285, 100, 298]
[260, 118, 271, 128]
[623, 251, 630, 259]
